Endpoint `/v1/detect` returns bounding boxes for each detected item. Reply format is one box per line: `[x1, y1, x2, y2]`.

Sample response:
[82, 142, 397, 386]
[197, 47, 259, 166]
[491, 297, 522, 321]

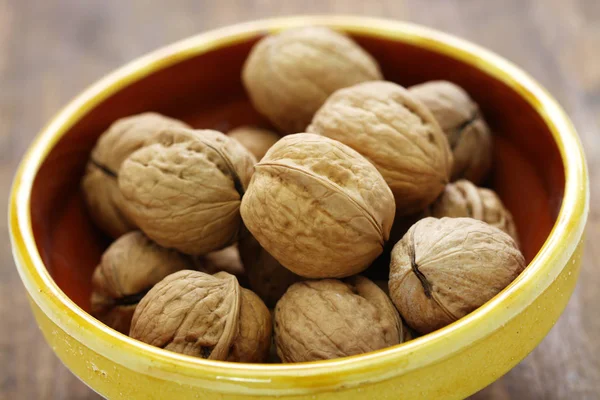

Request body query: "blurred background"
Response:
[1, 0, 598, 399]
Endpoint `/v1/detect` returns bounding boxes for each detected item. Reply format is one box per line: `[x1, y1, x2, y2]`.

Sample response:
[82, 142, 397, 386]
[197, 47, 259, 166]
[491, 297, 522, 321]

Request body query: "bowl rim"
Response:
[9, 15, 589, 395]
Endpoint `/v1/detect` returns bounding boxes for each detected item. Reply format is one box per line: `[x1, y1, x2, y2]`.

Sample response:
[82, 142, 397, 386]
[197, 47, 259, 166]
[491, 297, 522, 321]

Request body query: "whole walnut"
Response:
[82, 113, 189, 238]
[228, 126, 280, 161]
[90, 231, 195, 334]
[119, 128, 256, 255]
[240, 133, 395, 278]
[274, 277, 409, 362]
[202, 245, 245, 277]
[427, 180, 519, 244]
[130, 270, 271, 362]
[409, 81, 492, 184]
[308, 81, 452, 215]
[243, 26, 382, 134]
[238, 235, 302, 308]
[389, 217, 525, 334]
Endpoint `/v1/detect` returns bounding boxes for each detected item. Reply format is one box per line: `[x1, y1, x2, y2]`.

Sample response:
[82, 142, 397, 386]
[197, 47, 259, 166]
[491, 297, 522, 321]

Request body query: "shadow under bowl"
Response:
[9, 16, 588, 400]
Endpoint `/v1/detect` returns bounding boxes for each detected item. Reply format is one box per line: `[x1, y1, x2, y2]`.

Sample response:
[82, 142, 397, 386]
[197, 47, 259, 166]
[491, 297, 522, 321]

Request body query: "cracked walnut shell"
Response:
[118, 128, 256, 255]
[427, 180, 519, 244]
[130, 270, 271, 362]
[90, 231, 195, 334]
[82, 113, 190, 238]
[242, 26, 383, 134]
[409, 80, 492, 184]
[228, 126, 280, 161]
[308, 81, 452, 215]
[240, 133, 395, 278]
[274, 276, 409, 363]
[389, 217, 525, 334]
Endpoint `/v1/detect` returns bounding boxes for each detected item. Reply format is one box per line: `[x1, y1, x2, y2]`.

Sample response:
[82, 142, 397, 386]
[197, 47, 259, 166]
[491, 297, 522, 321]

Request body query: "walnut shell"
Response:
[228, 126, 280, 161]
[427, 180, 519, 244]
[308, 81, 452, 215]
[243, 26, 382, 134]
[202, 245, 245, 277]
[90, 231, 195, 333]
[130, 270, 271, 362]
[389, 217, 525, 334]
[82, 113, 190, 238]
[409, 81, 492, 183]
[274, 276, 408, 362]
[240, 133, 396, 278]
[239, 234, 302, 308]
[119, 128, 256, 255]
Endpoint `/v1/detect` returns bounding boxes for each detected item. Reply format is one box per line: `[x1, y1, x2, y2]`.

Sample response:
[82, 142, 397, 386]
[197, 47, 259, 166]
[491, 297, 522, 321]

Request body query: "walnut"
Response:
[243, 26, 382, 134]
[389, 217, 525, 334]
[274, 276, 409, 362]
[240, 133, 395, 278]
[308, 81, 452, 215]
[202, 245, 245, 277]
[130, 270, 271, 362]
[238, 234, 302, 308]
[90, 231, 195, 334]
[409, 81, 492, 184]
[119, 128, 256, 255]
[426, 180, 519, 244]
[228, 126, 280, 161]
[82, 113, 189, 238]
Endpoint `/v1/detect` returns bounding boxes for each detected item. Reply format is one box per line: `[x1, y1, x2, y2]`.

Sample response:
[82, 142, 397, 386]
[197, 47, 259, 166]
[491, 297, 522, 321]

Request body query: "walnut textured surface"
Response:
[242, 26, 382, 134]
[274, 276, 407, 363]
[228, 126, 280, 161]
[82, 113, 189, 238]
[119, 128, 256, 255]
[240, 133, 395, 278]
[308, 81, 452, 214]
[409, 81, 492, 183]
[389, 217, 525, 334]
[90, 231, 194, 334]
[130, 270, 271, 362]
[427, 180, 519, 244]
[239, 235, 302, 307]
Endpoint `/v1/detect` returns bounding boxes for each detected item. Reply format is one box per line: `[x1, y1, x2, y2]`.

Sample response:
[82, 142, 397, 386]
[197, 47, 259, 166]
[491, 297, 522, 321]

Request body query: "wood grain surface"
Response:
[1, 1, 598, 399]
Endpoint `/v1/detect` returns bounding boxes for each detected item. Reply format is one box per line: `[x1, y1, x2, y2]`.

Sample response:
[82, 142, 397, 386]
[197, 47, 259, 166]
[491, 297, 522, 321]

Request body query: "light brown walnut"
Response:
[308, 81, 452, 215]
[243, 26, 382, 134]
[240, 133, 395, 278]
[90, 231, 195, 334]
[426, 180, 519, 245]
[202, 245, 245, 277]
[228, 126, 280, 161]
[238, 234, 302, 308]
[409, 81, 492, 184]
[130, 270, 271, 363]
[119, 128, 256, 255]
[274, 276, 409, 363]
[82, 113, 189, 238]
[389, 217, 525, 334]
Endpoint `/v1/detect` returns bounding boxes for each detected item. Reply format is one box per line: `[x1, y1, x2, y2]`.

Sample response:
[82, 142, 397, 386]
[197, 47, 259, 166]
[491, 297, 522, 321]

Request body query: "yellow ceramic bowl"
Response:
[9, 16, 589, 399]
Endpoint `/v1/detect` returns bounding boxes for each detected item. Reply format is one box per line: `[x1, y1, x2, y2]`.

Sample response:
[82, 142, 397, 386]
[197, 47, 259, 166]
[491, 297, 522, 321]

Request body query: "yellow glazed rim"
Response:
[9, 16, 589, 395]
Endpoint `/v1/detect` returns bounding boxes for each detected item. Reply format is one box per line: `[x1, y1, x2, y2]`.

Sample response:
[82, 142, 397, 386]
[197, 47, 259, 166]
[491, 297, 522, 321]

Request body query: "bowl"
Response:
[9, 16, 589, 400]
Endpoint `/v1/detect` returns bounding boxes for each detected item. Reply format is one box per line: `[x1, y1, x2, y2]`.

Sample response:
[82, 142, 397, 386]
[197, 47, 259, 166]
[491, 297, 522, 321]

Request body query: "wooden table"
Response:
[1, 0, 598, 399]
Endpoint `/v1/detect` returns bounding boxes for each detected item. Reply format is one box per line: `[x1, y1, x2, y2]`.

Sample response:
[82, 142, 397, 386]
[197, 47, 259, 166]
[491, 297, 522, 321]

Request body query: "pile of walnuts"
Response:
[83, 26, 525, 364]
